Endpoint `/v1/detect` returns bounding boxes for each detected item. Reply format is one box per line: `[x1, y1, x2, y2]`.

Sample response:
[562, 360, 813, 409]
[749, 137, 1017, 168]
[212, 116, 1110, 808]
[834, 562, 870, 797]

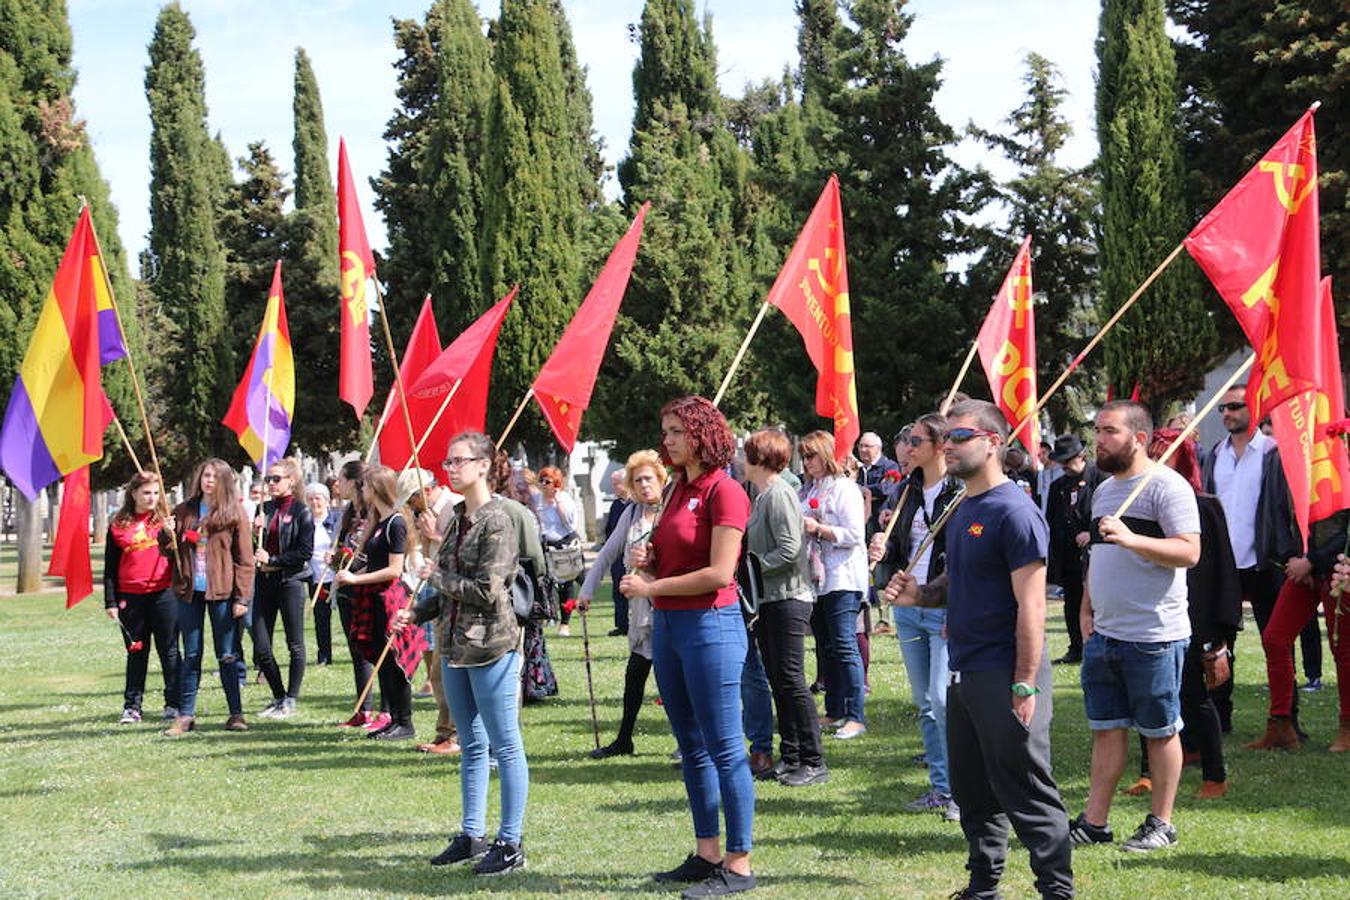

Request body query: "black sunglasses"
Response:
[1217, 402, 1246, 413]
[263, 475, 284, 484]
[947, 427, 998, 445]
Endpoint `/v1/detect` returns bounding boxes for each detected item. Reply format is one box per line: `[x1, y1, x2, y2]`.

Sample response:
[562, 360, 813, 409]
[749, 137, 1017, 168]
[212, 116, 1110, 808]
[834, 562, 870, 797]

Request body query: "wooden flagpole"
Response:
[1009, 242, 1186, 444]
[868, 482, 913, 574]
[941, 340, 980, 415]
[713, 300, 771, 407]
[495, 388, 535, 452]
[369, 278, 429, 501]
[1109, 352, 1256, 519]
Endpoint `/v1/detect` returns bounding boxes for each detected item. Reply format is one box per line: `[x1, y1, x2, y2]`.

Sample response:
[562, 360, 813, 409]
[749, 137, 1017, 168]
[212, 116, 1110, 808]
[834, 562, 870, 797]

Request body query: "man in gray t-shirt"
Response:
[1088, 465, 1199, 643]
[1070, 402, 1201, 855]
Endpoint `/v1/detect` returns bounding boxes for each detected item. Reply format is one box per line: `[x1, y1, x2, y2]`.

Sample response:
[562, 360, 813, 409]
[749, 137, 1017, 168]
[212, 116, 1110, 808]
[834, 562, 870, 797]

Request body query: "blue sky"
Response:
[68, 1, 1100, 259]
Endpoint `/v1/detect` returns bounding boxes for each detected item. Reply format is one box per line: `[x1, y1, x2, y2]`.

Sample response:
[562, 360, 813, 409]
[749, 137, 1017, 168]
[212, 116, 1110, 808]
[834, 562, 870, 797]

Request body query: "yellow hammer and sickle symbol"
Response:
[1007, 272, 1032, 330]
[1258, 161, 1315, 215]
[1241, 260, 1281, 317]
[341, 250, 368, 327]
[808, 245, 850, 314]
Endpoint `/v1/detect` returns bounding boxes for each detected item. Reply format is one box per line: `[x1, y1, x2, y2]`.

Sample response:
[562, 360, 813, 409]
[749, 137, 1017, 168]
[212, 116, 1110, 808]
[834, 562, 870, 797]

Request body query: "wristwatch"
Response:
[1011, 682, 1040, 697]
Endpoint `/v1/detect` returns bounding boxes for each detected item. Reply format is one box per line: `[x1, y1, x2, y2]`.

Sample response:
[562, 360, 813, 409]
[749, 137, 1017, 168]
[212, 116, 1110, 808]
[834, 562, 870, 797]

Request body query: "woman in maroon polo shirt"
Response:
[620, 396, 756, 898]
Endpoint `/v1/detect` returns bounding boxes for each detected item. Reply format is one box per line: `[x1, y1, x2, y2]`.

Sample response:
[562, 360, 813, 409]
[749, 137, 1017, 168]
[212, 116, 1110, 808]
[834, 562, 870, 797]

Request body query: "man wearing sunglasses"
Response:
[884, 399, 1074, 900]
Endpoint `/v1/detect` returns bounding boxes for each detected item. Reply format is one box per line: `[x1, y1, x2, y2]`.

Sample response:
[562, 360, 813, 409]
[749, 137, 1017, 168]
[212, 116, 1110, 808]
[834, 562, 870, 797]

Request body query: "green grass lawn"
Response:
[2, 558, 1348, 898]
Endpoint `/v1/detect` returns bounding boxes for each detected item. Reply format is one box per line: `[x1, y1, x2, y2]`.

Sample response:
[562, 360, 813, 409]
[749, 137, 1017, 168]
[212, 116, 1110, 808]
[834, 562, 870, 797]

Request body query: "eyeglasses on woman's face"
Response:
[907, 435, 934, 448]
[442, 456, 485, 471]
[263, 474, 284, 484]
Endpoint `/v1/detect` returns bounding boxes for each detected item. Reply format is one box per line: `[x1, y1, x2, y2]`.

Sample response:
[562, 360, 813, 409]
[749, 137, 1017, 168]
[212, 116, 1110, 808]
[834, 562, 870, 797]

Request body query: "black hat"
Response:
[1049, 434, 1085, 463]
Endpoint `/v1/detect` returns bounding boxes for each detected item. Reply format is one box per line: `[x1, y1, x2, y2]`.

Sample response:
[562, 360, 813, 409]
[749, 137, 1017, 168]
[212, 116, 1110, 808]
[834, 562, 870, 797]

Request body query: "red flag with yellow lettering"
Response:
[766, 175, 859, 460]
[1269, 278, 1348, 544]
[1184, 108, 1321, 426]
[337, 137, 375, 420]
[975, 235, 1039, 450]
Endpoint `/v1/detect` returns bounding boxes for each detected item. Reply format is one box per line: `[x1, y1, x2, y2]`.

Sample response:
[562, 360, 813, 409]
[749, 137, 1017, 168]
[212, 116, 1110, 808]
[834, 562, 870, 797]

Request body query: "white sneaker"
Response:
[557, 625, 571, 637]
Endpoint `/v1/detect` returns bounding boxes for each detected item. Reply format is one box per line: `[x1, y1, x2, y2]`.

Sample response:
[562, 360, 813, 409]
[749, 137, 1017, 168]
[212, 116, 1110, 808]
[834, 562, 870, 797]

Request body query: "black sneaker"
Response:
[779, 764, 829, 787]
[373, 723, 416, 741]
[472, 839, 525, 876]
[590, 741, 634, 759]
[430, 832, 489, 866]
[1121, 814, 1177, 852]
[1068, 812, 1113, 846]
[947, 889, 1002, 899]
[654, 853, 720, 883]
[681, 867, 756, 898]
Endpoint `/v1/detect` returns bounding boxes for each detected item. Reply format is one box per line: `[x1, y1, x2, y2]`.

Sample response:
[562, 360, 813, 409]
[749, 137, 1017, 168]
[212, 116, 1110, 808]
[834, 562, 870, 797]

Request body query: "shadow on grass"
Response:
[756, 827, 966, 859]
[1120, 850, 1350, 883]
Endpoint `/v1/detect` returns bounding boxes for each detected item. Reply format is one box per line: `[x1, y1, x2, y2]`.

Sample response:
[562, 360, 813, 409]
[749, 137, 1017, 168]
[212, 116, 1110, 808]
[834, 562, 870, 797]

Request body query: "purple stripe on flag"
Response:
[0, 376, 63, 500]
[98, 308, 128, 364]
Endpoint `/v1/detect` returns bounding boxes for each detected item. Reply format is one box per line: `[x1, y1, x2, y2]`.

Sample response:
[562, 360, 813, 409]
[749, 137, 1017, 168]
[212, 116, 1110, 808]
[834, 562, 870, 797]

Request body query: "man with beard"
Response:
[1200, 385, 1318, 737]
[885, 399, 1074, 900]
[1071, 401, 1200, 853]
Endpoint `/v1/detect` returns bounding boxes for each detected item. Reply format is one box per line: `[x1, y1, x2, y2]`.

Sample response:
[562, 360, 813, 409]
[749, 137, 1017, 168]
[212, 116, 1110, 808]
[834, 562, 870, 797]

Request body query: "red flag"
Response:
[408, 287, 517, 469]
[377, 296, 442, 471]
[765, 175, 859, 460]
[337, 137, 375, 420]
[532, 203, 648, 452]
[976, 235, 1039, 449]
[1130, 382, 1142, 402]
[1184, 109, 1321, 425]
[48, 466, 92, 608]
[1269, 278, 1348, 544]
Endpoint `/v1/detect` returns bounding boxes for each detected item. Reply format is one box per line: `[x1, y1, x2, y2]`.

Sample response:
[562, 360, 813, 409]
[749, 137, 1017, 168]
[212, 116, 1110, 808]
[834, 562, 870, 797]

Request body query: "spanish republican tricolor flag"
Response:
[976, 235, 1039, 450]
[0, 207, 127, 501]
[223, 261, 295, 469]
[765, 175, 860, 460]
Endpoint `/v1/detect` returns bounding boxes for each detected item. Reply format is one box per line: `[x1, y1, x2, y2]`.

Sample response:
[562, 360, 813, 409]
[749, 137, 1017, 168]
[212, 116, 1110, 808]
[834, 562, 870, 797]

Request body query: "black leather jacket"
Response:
[879, 470, 964, 580]
[259, 496, 315, 582]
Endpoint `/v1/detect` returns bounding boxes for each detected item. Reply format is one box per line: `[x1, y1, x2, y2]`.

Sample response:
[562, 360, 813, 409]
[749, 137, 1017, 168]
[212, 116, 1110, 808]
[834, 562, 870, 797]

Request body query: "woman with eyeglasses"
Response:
[164, 458, 254, 736]
[336, 464, 425, 741]
[869, 413, 963, 819]
[620, 396, 756, 896]
[799, 430, 869, 742]
[250, 457, 315, 718]
[396, 433, 529, 876]
[578, 449, 668, 759]
[535, 466, 582, 636]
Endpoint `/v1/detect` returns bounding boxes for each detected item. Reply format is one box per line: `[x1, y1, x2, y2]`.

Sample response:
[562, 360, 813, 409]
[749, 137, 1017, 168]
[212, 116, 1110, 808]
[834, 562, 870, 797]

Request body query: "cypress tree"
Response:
[591, 0, 759, 452]
[218, 141, 288, 378]
[145, 3, 230, 471]
[479, 0, 597, 454]
[1097, 0, 1217, 413]
[285, 47, 351, 455]
[968, 53, 1100, 433]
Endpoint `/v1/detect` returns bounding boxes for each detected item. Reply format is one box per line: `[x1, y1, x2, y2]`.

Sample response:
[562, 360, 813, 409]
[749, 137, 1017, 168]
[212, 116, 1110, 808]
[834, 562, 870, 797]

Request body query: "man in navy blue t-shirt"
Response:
[886, 399, 1074, 900]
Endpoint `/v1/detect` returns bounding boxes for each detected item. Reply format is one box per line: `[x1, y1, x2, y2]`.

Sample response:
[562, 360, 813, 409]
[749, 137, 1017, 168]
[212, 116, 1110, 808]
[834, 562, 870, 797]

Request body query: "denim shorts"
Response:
[1081, 632, 1188, 738]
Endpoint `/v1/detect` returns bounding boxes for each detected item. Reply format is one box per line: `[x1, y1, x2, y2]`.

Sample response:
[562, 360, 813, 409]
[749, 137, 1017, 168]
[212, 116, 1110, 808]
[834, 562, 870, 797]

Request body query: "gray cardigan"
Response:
[747, 476, 814, 604]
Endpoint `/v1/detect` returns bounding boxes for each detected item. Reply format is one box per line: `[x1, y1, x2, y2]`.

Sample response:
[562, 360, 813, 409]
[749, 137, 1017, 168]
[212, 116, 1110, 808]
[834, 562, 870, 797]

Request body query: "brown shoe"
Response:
[1330, 721, 1350, 753]
[225, 714, 249, 732]
[1197, 780, 1228, 800]
[419, 739, 461, 755]
[162, 715, 195, 738]
[749, 751, 774, 779]
[1244, 716, 1301, 751]
[1122, 776, 1151, 796]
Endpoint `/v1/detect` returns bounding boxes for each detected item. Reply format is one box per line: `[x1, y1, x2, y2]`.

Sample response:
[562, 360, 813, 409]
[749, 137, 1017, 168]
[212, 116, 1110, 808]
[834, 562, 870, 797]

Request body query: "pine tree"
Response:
[145, 3, 230, 472]
[1097, 0, 1217, 414]
[479, 0, 599, 454]
[590, 0, 760, 452]
[968, 53, 1100, 433]
[0, 0, 146, 486]
[285, 47, 351, 456]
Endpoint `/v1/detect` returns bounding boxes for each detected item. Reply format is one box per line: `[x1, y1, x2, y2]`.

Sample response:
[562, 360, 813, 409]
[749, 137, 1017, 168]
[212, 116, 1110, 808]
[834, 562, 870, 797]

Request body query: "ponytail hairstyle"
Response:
[336, 458, 368, 541]
[113, 471, 164, 528]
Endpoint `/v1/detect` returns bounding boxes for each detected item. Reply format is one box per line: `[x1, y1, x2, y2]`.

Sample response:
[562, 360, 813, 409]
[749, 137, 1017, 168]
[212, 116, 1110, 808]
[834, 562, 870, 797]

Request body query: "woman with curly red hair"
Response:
[621, 396, 756, 897]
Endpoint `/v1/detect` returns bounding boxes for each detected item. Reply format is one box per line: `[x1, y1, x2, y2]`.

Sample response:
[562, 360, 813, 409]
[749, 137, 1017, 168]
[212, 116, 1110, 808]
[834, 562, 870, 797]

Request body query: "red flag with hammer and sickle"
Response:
[765, 175, 859, 460]
[1184, 108, 1321, 426]
[337, 137, 375, 420]
[976, 235, 1039, 450]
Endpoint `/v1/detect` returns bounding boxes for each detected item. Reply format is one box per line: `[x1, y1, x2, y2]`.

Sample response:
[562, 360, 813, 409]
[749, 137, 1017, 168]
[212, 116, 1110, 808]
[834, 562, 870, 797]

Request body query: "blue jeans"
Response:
[742, 633, 774, 755]
[442, 652, 529, 844]
[818, 590, 866, 724]
[1081, 632, 1189, 738]
[652, 605, 755, 853]
[178, 593, 243, 717]
[894, 606, 949, 795]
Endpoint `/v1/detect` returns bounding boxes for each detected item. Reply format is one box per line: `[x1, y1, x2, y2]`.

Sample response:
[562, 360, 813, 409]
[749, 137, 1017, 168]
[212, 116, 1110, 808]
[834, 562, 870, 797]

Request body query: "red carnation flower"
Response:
[809, 498, 821, 510]
[1326, 419, 1350, 440]
[127, 640, 144, 653]
[883, 470, 902, 483]
[562, 598, 577, 615]
[183, 528, 201, 544]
